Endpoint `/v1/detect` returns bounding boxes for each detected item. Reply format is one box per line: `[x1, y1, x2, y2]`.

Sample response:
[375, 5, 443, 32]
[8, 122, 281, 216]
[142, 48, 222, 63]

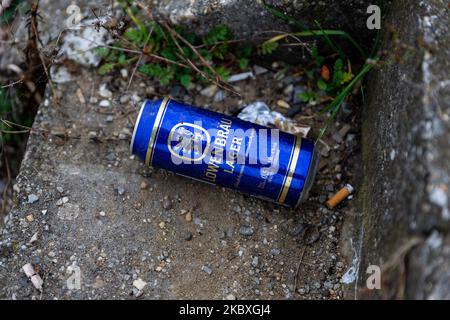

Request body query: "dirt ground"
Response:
[0, 59, 361, 299]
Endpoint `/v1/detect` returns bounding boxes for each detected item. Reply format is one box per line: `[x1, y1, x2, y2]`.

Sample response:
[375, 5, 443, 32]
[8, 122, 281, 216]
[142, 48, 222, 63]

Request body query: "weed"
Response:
[0, 88, 14, 143]
[295, 45, 355, 107]
[0, 87, 33, 144]
[260, 0, 379, 139]
[96, 3, 252, 90]
[0, 0, 27, 24]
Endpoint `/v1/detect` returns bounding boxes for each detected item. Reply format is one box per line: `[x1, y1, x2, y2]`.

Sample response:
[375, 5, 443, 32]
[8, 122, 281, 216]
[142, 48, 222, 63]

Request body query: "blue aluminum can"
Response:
[130, 97, 319, 207]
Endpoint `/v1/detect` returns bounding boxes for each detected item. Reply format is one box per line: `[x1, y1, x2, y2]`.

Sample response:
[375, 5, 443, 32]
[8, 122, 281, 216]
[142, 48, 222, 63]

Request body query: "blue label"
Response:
[131, 98, 316, 207]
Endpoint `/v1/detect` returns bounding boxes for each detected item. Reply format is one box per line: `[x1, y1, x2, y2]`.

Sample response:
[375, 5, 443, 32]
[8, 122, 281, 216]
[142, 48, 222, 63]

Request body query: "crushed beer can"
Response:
[130, 97, 319, 207]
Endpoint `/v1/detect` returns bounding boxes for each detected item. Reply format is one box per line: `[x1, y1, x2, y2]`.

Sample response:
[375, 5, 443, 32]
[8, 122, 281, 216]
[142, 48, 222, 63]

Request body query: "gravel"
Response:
[239, 225, 254, 237]
[201, 265, 213, 275]
[27, 194, 39, 204]
[105, 152, 117, 161]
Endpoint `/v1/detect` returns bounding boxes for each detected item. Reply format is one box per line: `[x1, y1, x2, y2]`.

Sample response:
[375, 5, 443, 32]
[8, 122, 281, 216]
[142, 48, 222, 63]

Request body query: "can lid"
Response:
[130, 99, 148, 155]
[296, 145, 320, 207]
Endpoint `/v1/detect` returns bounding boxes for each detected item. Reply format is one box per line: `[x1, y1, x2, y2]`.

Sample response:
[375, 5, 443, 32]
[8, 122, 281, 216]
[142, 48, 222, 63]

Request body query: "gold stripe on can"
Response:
[145, 97, 170, 166]
[278, 136, 302, 204]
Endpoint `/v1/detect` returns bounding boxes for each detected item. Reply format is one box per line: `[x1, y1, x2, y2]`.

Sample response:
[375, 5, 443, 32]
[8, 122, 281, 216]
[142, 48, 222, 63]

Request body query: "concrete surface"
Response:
[354, 0, 450, 299]
[4, 0, 450, 301]
[0, 67, 357, 300]
[0, 0, 363, 299]
[151, 0, 389, 50]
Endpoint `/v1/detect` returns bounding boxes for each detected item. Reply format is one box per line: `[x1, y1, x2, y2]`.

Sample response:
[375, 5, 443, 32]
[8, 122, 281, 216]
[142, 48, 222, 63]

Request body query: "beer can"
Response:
[130, 97, 319, 208]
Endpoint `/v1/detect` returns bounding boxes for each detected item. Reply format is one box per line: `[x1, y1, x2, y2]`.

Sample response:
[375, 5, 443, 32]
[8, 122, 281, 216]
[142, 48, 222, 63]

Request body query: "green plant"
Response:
[96, 3, 253, 90]
[0, 88, 14, 142]
[0, 86, 34, 145]
[298, 45, 355, 105]
[317, 59, 376, 140]
[260, 0, 367, 59]
[260, 0, 379, 139]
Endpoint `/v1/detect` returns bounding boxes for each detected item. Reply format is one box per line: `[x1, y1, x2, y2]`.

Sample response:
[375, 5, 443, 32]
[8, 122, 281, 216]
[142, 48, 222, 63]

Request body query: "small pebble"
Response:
[239, 225, 254, 237]
[105, 152, 117, 161]
[98, 84, 112, 98]
[253, 65, 268, 75]
[99, 100, 111, 108]
[27, 194, 39, 204]
[251, 256, 259, 268]
[29, 232, 38, 244]
[271, 248, 281, 256]
[200, 85, 218, 98]
[228, 72, 255, 83]
[291, 223, 307, 237]
[184, 232, 193, 241]
[277, 100, 290, 109]
[201, 265, 213, 275]
[213, 90, 226, 102]
[185, 212, 192, 222]
[120, 69, 128, 78]
[133, 278, 147, 291]
[119, 95, 130, 104]
[283, 84, 294, 96]
[117, 186, 125, 195]
[162, 198, 172, 210]
[225, 294, 236, 300]
[140, 181, 149, 190]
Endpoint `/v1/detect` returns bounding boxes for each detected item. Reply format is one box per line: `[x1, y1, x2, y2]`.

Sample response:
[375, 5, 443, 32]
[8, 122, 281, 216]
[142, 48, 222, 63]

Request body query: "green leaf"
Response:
[260, 41, 278, 55]
[215, 66, 230, 81]
[98, 63, 115, 75]
[198, 48, 213, 62]
[341, 72, 354, 84]
[203, 25, 231, 45]
[212, 44, 229, 60]
[311, 45, 324, 66]
[160, 47, 177, 61]
[238, 58, 249, 70]
[179, 74, 192, 89]
[299, 91, 311, 103]
[332, 59, 344, 86]
[0, 0, 23, 24]
[158, 67, 174, 86]
[151, 22, 166, 41]
[317, 79, 328, 91]
[124, 27, 142, 44]
[0, 88, 12, 113]
[139, 63, 174, 86]
[139, 63, 159, 77]
[94, 47, 110, 59]
[117, 53, 127, 65]
[184, 33, 197, 44]
[237, 45, 252, 59]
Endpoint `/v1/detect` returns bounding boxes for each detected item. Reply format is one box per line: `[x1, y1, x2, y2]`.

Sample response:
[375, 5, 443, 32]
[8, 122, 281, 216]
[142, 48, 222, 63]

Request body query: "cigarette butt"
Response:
[76, 88, 86, 104]
[30, 274, 44, 291]
[22, 263, 35, 277]
[22, 263, 43, 291]
[326, 184, 354, 209]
